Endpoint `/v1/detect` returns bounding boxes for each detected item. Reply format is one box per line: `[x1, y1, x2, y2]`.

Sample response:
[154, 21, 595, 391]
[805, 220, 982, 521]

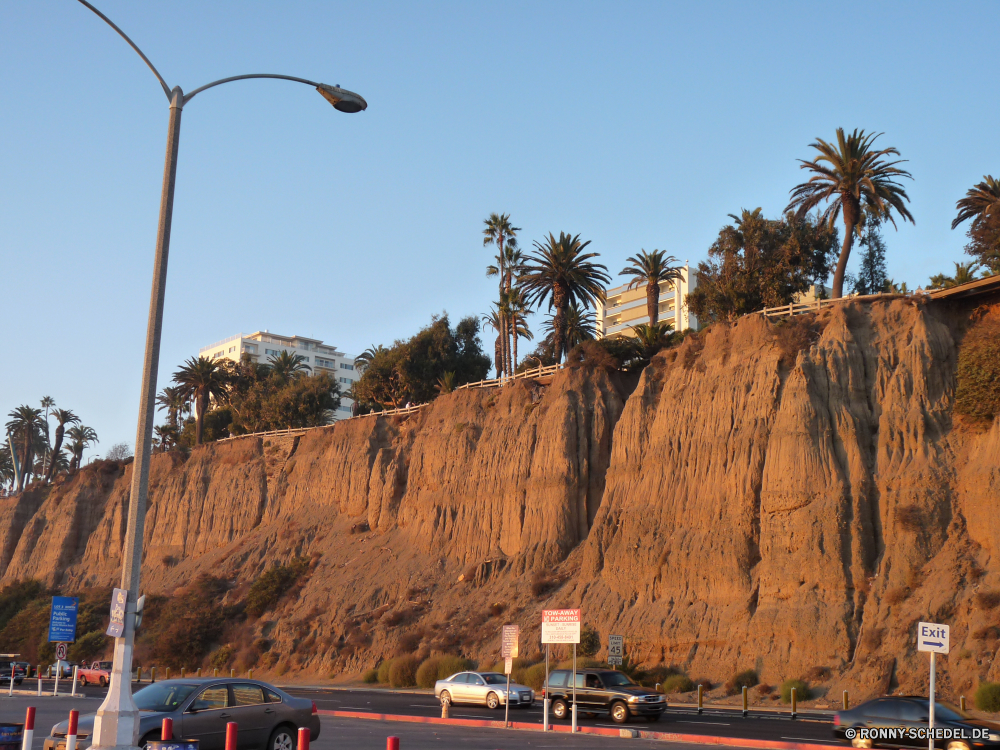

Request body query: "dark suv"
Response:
[543, 669, 666, 724]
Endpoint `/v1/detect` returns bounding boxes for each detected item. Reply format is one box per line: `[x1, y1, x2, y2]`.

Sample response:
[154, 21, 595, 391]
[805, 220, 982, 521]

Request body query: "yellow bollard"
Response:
[214, 668, 218, 678]
[791, 687, 797, 719]
[136, 666, 141, 683]
[742, 685, 748, 717]
[843, 690, 849, 711]
[151, 667, 156, 684]
[166, 667, 170, 680]
[961, 695, 966, 712]
[231, 669, 235, 678]
[197, 668, 202, 678]
[248, 669, 253, 679]
[697, 684, 704, 714]
[181, 667, 185, 678]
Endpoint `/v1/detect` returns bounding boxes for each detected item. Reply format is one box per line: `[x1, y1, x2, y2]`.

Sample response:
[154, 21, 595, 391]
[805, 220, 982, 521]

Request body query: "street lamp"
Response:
[70, 4, 367, 750]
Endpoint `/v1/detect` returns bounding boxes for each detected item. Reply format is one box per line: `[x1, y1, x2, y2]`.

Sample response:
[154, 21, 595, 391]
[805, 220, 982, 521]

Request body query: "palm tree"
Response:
[929, 261, 982, 290]
[481, 309, 503, 378]
[884, 278, 909, 294]
[39, 396, 55, 476]
[45, 409, 79, 483]
[0, 447, 14, 493]
[618, 250, 684, 326]
[506, 287, 533, 372]
[65, 424, 98, 472]
[5, 406, 45, 491]
[952, 176, 1000, 232]
[267, 350, 312, 380]
[153, 425, 177, 452]
[155, 386, 188, 433]
[629, 322, 675, 361]
[435, 371, 456, 394]
[520, 232, 611, 363]
[543, 302, 596, 352]
[356, 345, 386, 370]
[483, 213, 521, 377]
[172, 356, 230, 446]
[786, 128, 914, 299]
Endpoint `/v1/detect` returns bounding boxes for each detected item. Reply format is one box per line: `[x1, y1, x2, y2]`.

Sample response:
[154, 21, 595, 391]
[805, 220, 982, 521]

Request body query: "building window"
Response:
[316, 357, 335, 368]
[214, 351, 224, 358]
[339, 377, 353, 385]
[244, 345, 257, 353]
[340, 363, 355, 370]
[300, 356, 310, 362]
[229, 346, 236, 353]
[265, 349, 281, 357]
[338, 405, 351, 412]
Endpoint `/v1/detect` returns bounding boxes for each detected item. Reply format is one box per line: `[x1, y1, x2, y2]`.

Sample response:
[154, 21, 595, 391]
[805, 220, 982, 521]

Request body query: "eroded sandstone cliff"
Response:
[3, 296, 997, 699]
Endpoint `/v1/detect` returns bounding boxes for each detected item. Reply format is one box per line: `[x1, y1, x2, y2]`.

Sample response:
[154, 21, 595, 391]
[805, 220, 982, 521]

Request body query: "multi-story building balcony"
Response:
[595, 263, 699, 339]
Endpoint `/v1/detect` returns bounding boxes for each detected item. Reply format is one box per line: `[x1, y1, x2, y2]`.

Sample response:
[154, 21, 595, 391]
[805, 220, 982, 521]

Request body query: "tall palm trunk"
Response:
[646, 280, 660, 326]
[194, 391, 209, 445]
[45, 424, 65, 483]
[512, 322, 519, 375]
[494, 335, 502, 378]
[553, 283, 568, 363]
[832, 195, 861, 299]
[505, 269, 515, 378]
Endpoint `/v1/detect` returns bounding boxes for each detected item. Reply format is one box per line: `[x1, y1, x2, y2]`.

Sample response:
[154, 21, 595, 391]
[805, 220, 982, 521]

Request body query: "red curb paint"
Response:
[317, 709, 832, 750]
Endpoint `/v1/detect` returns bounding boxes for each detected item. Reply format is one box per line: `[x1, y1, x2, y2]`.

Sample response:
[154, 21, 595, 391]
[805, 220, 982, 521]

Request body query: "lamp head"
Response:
[316, 84, 367, 113]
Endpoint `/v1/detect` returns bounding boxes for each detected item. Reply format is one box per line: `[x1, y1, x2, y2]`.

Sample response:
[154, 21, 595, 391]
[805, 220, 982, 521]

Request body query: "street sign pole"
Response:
[928, 651, 935, 750]
[543, 644, 550, 732]
[916, 621, 949, 750]
[572, 643, 577, 733]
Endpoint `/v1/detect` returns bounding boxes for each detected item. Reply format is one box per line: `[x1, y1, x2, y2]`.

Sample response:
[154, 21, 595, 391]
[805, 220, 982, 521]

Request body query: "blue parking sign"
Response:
[48, 597, 79, 642]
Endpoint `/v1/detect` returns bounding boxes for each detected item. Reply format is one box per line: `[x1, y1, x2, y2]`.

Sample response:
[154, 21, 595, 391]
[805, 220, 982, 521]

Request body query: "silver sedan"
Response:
[434, 671, 535, 709]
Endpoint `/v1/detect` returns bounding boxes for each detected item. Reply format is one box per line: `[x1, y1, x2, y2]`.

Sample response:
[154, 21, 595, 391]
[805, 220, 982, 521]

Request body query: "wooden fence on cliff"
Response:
[217, 363, 565, 443]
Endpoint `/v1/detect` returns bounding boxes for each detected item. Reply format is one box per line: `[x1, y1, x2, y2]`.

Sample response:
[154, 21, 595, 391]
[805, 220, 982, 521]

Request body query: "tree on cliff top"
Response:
[520, 232, 610, 363]
[173, 356, 229, 445]
[351, 314, 491, 411]
[618, 250, 684, 327]
[786, 128, 914, 299]
[952, 175, 1000, 275]
[686, 209, 838, 322]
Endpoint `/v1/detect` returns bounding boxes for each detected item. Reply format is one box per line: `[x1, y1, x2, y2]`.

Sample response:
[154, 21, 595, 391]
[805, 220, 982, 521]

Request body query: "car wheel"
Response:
[486, 692, 500, 709]
[610, 701, 629, 724]
[440, 690, 452, 705]
[946, 743, 971, 750]
[99, 677, 108, 687]
[552, 699, 568, 720]
[268, 726, 295, 750]
[850, 735, 873, 749]
[78, 676, 87, 686]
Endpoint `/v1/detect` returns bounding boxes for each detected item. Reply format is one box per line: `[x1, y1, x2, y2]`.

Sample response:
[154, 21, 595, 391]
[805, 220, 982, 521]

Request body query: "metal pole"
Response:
[92, 87, 184, 750]
[928, 652, 935, 750]
[543, 644, 549, 732]
[505, 672, 510, 727]
[71, 665, 79, 697]
[571, 643, 577, 733]
[697, 684, 703, 714]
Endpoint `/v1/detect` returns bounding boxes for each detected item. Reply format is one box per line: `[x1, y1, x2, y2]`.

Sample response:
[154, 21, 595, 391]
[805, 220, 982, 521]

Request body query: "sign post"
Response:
[48, 597, 79, 643]
[542, 610, 581, 732]
[917, 621, 950, 750]
[608, 634, 623, 668]
[501, 625, 519, 729]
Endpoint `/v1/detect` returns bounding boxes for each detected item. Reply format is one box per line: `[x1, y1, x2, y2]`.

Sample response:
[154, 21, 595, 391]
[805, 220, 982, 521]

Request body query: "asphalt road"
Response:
[0, 682, 841, 748]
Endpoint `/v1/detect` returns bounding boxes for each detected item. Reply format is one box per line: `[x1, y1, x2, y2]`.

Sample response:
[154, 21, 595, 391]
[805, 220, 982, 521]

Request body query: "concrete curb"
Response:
[317, 709, 833, 749]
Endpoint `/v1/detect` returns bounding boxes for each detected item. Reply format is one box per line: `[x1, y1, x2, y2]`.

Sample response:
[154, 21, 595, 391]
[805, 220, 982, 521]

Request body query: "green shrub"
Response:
[245, 558, 309, 617]
[68, 631, 106, 663]
[661, 674, 695, 693]
[725, 669, 759, 695]
[389, 654, 420, 688]
[0, 580, 46, 632]
[377, 659, 394, 684]
[975, 682, 1000, 712]
[436, 655, 473, 680]
[519, 663, 547, 691]
[956, 315, 1000, 421]
[579, 626, 601, 658]
[210, 646, 235, 670]
[362, 668, 379, 684]
[416, 657, 441, 688]
[780, 679, 810, 703]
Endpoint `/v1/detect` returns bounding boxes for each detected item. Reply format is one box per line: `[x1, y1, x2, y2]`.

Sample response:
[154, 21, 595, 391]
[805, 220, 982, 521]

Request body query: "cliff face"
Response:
[5, 297, 998, 699]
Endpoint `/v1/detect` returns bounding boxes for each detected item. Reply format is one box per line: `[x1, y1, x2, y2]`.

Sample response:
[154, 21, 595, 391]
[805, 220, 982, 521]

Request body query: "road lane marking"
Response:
[677, 721, 732, 725]
[781, 739, 838, 744]
[338, 706, 372, 711]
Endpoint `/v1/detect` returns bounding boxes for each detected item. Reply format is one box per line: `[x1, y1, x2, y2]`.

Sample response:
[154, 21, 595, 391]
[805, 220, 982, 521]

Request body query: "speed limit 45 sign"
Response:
[608, 634, 624, 666]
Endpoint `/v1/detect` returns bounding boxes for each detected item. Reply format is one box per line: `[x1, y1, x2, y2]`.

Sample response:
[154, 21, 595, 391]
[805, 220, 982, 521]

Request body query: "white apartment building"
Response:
[198, 331, 359, 420]
[595, 263, 699, 339]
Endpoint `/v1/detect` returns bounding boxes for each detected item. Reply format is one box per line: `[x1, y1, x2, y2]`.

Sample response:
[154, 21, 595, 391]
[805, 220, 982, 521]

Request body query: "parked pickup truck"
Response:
[77, 661, 113, 686]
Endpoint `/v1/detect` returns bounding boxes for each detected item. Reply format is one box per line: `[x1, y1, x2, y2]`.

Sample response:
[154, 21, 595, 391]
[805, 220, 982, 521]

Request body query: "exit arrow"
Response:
[922, 640, 944, 648]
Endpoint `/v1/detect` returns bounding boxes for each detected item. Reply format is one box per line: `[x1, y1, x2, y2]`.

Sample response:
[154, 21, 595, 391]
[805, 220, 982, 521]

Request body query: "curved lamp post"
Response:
[71, 4, 367, 750]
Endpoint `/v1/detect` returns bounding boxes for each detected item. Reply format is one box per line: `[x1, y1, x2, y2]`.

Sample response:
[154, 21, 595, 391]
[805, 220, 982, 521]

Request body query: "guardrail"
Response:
[217, 363, 566, 441]
[759, 292, 919, 319]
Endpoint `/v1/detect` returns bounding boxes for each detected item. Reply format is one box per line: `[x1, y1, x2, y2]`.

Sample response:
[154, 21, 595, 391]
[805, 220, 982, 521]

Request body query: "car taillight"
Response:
[834, 714, 840, 726]
[311, 701, 318, 715]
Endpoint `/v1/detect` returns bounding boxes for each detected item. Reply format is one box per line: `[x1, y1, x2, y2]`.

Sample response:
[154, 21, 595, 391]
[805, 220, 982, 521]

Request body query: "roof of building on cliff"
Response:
[928, 273, 1000, 301]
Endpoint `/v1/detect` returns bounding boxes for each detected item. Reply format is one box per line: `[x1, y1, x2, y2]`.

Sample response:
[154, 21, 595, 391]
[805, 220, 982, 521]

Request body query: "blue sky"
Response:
[2, 1, 997, 454]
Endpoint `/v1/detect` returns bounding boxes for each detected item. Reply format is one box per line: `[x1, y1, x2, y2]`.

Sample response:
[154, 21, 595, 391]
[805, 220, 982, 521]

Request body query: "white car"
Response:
[434, 671, 535, 709]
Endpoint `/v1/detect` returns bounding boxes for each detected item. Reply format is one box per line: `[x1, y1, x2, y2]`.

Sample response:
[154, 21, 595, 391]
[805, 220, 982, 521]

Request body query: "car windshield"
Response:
[601, 672, 638, 687]
[134, 682, 199, 712]
[935, 703, 965, 721]
[482, 673, 508, 685]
